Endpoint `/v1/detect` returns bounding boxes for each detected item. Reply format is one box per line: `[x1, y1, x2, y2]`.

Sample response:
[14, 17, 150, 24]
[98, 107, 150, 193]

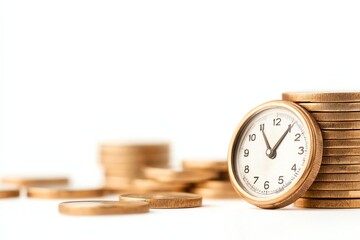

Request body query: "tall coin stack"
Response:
[283, 92, 360, 208]
[99, 143, 170, 192]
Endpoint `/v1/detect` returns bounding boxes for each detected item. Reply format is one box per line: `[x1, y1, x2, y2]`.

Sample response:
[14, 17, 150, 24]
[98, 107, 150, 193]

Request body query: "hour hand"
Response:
[260, 128, 272, 156]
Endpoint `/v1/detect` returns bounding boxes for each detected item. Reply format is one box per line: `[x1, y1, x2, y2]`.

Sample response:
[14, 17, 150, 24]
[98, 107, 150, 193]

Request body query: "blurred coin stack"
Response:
[283, 92, 360, 208]
[99, 143, 170, 192]
[182, 160, 239, 199]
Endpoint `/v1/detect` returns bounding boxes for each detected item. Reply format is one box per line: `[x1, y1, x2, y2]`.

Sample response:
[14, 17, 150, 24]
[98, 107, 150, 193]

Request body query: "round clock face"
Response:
[229, 101, 323, 208]
[234, 108, 309, 200]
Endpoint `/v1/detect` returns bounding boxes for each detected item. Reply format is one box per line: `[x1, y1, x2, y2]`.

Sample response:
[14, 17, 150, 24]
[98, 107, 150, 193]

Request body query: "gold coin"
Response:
[295, 198, 360, 208]
[303, 190, 360, 198]
[282, 92, 360, 103]
[318, 121, 360, 130]
[59, 201, 149, 215]
[309, 181, 360, 190]
[315, 173, 360, 181]
[0, 187, 20, 198]
[120, 192, 202, 208]
[322, 156, 360, 164]
[196, 180, 234, 190]
[322, 130, 360, 140]
[143, 167, 218, 183]
[100, 143, 169, 154]
[27, 187, 104, 199]
[324, 148, 360, 156]
[298, 102, 360, 112]
[132, 179, 187, 192]
[191, 187, 239, 199]
[182, 160, 227, 172]
[1, 176, 69, 187]
[218, 172, 230, 181]
[312, 112, 360, 122]
[319, 164, 360, 173]
[100, 153, 169, 163]
[103, 177, 133, 191]
[103, 167, 142, 178]
[324, 139, 360, 148]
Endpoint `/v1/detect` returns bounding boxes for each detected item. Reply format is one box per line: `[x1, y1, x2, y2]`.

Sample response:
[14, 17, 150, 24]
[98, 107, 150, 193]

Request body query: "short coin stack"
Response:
[99, 143, 170, 192]
[182, 160, 239, 199]
[283, 92, 360, 208]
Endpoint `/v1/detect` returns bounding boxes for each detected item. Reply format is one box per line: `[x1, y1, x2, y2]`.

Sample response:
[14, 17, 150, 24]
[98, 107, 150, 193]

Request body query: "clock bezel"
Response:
[228, 100, 323, 209]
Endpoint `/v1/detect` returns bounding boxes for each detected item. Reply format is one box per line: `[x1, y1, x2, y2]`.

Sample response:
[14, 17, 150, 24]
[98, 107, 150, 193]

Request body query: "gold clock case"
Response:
[228, 100, 323, 209]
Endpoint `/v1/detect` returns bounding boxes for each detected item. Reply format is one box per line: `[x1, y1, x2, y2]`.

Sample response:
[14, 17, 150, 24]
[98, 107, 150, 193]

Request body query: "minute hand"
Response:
[269, 124, 293, 158]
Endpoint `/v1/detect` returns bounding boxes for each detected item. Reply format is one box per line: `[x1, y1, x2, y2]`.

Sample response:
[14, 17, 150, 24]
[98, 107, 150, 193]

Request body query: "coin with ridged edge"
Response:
[298, 102, 360, 112]
[319, 164, 360, 173]
[322, 130, 360, 140]
[119, 192, 202, 209]
[59, 201, 150, 215]
[324, 140, 360, 148]
[324, 148, 360, 156]
[309, 181, 360, 191]
[312, 112, 360, 122]
[322, 156, 360, 165]
[27, 187, 104, 199]
[282, 92, 360, 103]
[303, 190, 360, 198]
[318, 121, 360, 130]
[316, 173, 360, 182]
[294, 198, 360, 208]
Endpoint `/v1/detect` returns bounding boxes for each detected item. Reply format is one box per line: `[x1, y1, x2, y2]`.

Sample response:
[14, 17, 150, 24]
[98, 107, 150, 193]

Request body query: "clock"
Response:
[228, 100, 323, 209]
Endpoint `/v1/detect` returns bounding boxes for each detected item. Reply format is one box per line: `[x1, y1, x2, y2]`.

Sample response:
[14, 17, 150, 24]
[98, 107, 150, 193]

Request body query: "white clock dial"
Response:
[234, 108, 310, 200]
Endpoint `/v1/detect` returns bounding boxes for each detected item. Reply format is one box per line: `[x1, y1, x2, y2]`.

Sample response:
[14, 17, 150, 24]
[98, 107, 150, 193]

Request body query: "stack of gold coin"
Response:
[99, 142, 170, 192]
[283, 92, 360, 208]
[182, 159, 239, 199]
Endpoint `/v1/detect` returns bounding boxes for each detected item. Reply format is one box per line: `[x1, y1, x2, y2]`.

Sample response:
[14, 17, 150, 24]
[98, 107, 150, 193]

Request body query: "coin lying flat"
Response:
[182, 160, 227, 172]
[322, 156, 360, 165]
[196, 180, 234, 190]
[294, 198, 360, 208]
[27, 187, 104, 199]
[303, 190, 360, 198]
[0, 187, 20, 198]
[319, 164, 360, 173]
[282, 92, 360, 103]
[318, 121, 360, 130]
[298, 102, 360, 112]
[143, 167, 218, 183]
[191, 187, 239, 199]
[100, 154, 168, 164]
[324, 140, 360, 148]
[312, 112, 360, 122]
[131, 179, 187, 192]
[120, 192, 202, 209]
[103, 177, 133, 191]
[316, 173, 360, 182]
[322, 130, 360, 140]
[59, 201, 150, 215]
[309, 181, 360, 191]
[100, 143, 170, 154]
[218, 172, 230, 181]
[323, 148, 360, 156]
[1, 176, 69, 187]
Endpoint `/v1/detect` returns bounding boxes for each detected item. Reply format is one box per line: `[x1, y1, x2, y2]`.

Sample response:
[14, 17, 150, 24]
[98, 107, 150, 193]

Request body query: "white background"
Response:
[1, 1, 360, 240]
